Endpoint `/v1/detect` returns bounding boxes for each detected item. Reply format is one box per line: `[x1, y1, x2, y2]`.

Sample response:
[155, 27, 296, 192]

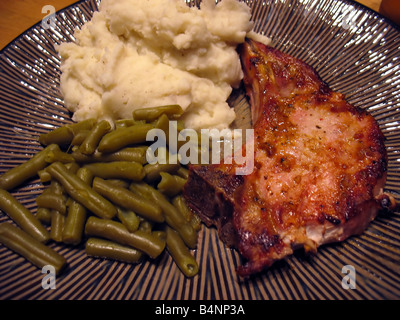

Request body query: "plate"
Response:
[1, 0, 400, 300]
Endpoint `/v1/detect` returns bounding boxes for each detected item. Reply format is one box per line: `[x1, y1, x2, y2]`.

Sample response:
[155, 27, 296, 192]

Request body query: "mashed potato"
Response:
[57, 0, 260, 130]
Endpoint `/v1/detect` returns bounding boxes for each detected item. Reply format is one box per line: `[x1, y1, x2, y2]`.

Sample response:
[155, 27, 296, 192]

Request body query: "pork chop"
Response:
[183, 39, 392, 277]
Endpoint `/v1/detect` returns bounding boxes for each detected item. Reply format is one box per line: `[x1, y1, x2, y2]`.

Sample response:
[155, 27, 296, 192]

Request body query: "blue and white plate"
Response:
[0, 0, 399, 299]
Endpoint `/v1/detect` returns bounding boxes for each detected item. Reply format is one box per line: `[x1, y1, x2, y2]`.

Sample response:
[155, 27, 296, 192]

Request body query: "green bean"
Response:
[176, 167, 189, 180]
[0, 223, 67, 275]
[85, 216, 165, 259]
[176, 120, 185, 132]
[172, 195, 202, 232]
[114, 119, 144, 128]
[39, 126, 74, 146]
[86, 237, 143, 263]
[35, 188, 67, 215]
[46, 162, 116, 219]
[38, 178, 66, 211]
[105, 147, 148, 164]
[157, 172, 187, 197]
[105, 179, 130, 189]
[138, 220, 153, 233]
[133, 105, 184, 122]
[0, 189, 50, 243]
[165, 226, 198, 277]
[71, 130, 90, 146]
[38, 169, 52, 183]
[144, 163, 181, 182]
[153, 111, 184, 133]
[45, 149, 75, 164]
[0, 144, 59, 190]
[154, 113, 171, 141]
[191, 215, 202, 233]
[64, 162, 80, 174]
[129, 182, 197, 249]
[67, 119, 97, 136]
[72, 147, 148, 165]
[36, 207, 52, 224]
[128, 183, 148, 198]
[172, 195, 191, 223]
[39, 119, 96, 146]
[75, 165, 94, 184]
[117, 206, 140, 233]
[63, 201, 86, 245]
[92, 177, 164, 223]
[49, 178, 64, 195]
[62, 167, 93, 245]
[152, 231, 166, 242]
[79, 120, 112, 155]
[50, 210, 65, 242]
[97, 123, 154, 153]
[153, 113, 185, 151]
[83, 161, 145, 181]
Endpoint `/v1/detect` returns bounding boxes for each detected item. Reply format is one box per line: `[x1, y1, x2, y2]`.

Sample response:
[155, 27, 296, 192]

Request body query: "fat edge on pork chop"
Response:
[183, 39, 395, 277]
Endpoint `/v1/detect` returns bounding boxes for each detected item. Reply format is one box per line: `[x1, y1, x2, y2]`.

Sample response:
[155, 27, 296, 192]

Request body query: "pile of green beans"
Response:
[0, 105, 201, 277]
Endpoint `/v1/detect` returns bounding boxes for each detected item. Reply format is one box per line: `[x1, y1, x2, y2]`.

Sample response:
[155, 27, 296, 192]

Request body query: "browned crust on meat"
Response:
[234, 39, 388, 276]
[184, 164, 243, 248]
[183, 39, 388, 277]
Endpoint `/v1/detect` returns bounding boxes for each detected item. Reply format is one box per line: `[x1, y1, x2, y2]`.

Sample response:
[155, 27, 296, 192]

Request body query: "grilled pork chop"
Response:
[183, 39, 392, 277]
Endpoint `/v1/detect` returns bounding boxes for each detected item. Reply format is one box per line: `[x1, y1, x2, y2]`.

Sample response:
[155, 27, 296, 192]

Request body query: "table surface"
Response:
[0, 0, 383, 50]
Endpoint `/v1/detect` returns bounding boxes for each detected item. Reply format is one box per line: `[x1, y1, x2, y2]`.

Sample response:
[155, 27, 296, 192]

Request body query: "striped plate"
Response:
[0, 0, 399, 300]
